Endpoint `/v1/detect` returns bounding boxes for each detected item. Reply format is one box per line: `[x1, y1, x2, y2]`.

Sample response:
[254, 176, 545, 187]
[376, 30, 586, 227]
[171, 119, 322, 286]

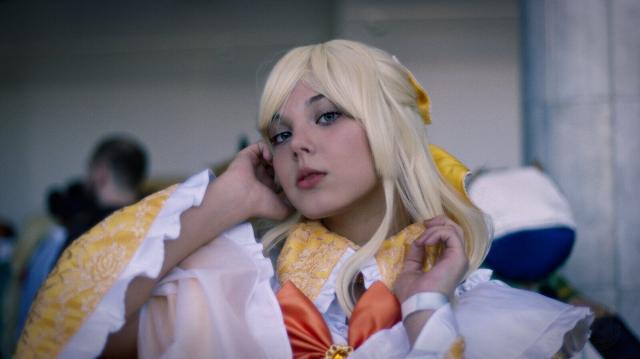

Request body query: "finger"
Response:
[415, 225, 451, 245]
[258, 193, 294, 220]
[419, 226, 465, 252]
[402, 241, 426, 273]
[239, 142, 263, 167]
[424, 215, 448, 226]
[424, 216, 464, 242]
[421, 226, 462, 246]
[265, 166, 282, 192]
[258, 141, 273, 163]
[255, 164, 277, 190]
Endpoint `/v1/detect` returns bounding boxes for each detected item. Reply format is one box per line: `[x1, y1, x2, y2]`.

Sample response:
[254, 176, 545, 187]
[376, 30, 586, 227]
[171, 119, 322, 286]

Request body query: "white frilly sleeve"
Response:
[407, 270, 593, 358]
[138, 221, 291, 359]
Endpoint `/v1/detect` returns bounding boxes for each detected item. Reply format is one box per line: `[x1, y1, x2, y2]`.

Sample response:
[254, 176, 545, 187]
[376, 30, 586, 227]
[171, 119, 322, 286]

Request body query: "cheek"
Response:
[344, 131, 376, 174]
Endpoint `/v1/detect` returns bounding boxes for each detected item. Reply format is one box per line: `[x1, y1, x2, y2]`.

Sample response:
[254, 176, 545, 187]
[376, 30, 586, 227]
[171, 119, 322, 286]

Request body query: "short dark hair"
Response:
[90, 135, 148, 191]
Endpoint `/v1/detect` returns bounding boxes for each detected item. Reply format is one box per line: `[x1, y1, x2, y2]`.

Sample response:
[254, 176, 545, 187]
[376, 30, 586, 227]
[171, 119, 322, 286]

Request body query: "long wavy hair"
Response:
[258, 39, 490, 315]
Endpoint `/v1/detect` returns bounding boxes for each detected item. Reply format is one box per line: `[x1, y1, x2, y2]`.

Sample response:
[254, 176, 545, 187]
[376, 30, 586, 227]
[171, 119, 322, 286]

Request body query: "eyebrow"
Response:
[307, 94, 325, 105]
[269, 94, 329, 131]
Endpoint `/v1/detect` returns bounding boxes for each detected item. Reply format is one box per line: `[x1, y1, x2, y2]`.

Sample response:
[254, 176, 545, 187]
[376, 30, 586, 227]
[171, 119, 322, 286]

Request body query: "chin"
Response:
[295, 202, 345, 222]
[297, 208, 329, 221]
[287, 192, 355, 221]
[290, 200, 330, 220]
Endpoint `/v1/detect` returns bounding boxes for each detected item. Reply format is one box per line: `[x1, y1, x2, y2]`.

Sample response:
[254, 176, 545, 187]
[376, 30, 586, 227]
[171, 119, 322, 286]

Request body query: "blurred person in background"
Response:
[8, 134, 148, 354]
[48, 135, 149, 249]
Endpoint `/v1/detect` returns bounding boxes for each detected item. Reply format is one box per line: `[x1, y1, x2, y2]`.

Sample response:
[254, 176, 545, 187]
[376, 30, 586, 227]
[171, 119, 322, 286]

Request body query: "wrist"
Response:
[204, 177, 251, 227]
[401, 292, 449, 346]
[401, 291, 449, 321]
[403, 309, 434, 345]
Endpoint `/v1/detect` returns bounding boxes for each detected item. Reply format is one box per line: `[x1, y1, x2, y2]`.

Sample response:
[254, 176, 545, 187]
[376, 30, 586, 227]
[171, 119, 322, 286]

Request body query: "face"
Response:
[268, 82, 383, 221]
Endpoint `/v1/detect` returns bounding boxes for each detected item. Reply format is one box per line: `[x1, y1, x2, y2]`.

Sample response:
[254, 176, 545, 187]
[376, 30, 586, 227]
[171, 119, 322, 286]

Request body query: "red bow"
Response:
[277, 280, 401, 358]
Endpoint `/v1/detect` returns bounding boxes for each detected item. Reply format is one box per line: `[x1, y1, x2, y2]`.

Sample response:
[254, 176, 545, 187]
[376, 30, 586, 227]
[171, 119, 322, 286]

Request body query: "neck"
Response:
[321, 183, 407, 246]
[322, 207, 384, 247]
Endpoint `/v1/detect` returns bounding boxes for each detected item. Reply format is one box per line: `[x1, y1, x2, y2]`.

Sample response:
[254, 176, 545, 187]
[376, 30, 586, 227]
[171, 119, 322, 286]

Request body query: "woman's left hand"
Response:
[393, 215, 469, 344]
[393, 215, 469, 304]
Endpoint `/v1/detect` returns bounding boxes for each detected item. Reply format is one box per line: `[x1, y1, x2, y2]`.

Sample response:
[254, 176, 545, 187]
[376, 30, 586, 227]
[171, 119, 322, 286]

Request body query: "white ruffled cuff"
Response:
[408, 304, 459, 357]
[520, 305, 593, 358]
[60, 170, 213, 358]
[406, 269, 490, 357]
[455, 268, 494, 296]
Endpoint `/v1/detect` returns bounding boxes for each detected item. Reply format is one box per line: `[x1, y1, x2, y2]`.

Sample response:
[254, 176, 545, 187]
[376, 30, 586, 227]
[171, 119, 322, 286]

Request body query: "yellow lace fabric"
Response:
[15, 185, 176, 358]
[375, 223, 441, 288]
[277, 221, 358, 301]
[277, 221, 440, 301]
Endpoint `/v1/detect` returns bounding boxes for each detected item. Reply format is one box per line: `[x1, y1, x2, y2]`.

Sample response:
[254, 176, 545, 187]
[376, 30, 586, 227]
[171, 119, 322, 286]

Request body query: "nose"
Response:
[289, 125, 314, 158]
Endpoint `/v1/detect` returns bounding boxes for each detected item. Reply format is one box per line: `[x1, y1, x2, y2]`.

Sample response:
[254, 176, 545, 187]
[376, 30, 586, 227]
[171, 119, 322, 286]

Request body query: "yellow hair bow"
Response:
[407, 71, 431, 125]
[391, 55, 431, 125]
[429, 144, 469, 199]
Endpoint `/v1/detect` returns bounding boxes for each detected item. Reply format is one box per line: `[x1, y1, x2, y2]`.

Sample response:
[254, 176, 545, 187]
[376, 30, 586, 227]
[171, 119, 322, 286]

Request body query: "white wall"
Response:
[336, 0, 522, 169]
[0, 0, 521, 228]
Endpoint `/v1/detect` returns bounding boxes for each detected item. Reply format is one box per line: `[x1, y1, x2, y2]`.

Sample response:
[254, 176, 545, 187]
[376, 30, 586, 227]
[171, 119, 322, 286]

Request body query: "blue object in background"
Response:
[15, 226, 67, 340]
[484, 226, 575, 283]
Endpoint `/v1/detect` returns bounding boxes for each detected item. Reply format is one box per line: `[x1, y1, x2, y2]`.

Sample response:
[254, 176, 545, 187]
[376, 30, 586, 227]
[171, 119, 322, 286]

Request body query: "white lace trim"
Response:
[313, 249, 384, 314]
[314, 248, 355, 313]
[360, 257, 383, 289]
[60, 170, 212, 358]
[455, 268, 495, 296]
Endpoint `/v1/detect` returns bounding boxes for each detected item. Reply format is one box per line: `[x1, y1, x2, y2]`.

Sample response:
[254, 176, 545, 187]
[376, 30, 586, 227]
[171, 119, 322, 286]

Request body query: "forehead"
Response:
[278, 82, 324, 115]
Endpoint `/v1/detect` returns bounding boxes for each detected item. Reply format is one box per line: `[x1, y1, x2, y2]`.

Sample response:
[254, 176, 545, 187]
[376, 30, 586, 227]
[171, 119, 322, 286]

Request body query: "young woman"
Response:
[17, 40, 592, 358]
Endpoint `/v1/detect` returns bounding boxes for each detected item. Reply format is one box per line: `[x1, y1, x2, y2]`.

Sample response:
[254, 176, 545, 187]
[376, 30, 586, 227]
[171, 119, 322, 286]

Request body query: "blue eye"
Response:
[316, 111, 342, 125]
[270, 131, 292, 146]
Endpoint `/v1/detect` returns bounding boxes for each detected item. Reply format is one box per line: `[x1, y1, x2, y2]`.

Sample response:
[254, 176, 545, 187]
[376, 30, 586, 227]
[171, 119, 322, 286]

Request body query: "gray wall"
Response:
[0, 0, 521, 229]
[523, 0, 640, 337]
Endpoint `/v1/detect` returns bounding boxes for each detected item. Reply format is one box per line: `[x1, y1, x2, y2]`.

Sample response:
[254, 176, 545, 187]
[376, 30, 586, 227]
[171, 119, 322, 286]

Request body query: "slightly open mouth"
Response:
[296, 172, 326, 189]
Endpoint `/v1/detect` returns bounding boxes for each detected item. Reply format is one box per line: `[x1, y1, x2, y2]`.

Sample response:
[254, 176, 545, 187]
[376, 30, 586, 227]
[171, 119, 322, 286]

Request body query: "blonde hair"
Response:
[258, 39, 489, 315]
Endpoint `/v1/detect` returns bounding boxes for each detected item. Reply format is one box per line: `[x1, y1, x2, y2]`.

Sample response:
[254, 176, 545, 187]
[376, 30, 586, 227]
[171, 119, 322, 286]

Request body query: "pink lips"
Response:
[296, 168, 326, 189]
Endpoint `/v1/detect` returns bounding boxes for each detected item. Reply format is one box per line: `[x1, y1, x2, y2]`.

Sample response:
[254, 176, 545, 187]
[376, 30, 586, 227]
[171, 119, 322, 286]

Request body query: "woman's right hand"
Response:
[218, 141, 294, 221]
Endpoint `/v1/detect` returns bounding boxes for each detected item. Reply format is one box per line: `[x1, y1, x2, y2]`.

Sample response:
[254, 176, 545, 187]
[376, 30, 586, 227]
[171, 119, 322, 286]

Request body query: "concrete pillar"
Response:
[522, 0, 640, 333]
[611, 0, 640, 336]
